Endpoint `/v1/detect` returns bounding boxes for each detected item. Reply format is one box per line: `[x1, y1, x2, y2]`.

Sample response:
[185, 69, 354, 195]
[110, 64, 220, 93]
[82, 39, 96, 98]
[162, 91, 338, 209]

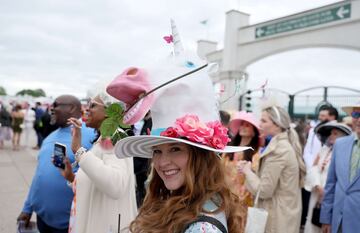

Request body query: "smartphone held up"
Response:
[53, 142, 66, 169]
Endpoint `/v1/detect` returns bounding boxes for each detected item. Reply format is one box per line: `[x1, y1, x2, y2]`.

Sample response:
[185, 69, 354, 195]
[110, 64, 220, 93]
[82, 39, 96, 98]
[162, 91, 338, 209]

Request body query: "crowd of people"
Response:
[3, 56, 359, 233]
[6, 87, 358, 233]
[0, 101, 57, 151]
[11, 89, 359, 233]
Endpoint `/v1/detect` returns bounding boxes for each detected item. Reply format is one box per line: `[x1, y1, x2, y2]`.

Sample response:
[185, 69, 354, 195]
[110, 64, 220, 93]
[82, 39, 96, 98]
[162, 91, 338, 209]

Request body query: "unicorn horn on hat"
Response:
[171, 19, 184, 56]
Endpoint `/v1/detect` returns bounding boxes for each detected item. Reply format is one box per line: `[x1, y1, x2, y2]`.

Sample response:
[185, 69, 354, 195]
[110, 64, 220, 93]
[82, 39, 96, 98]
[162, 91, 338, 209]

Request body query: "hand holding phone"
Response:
[53, 142, 66, 169]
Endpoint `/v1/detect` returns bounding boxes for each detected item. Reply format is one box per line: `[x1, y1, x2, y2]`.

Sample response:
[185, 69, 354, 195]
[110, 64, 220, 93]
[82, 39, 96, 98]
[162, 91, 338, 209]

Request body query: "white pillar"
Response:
[220, 10, 250, 111]
[222, 10, 249, 71]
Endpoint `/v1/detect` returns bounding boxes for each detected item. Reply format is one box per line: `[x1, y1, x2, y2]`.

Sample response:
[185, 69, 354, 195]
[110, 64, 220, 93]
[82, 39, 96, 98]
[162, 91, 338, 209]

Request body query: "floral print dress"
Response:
[68, 178, 77, 233]
[185, 222, 224, 233]
[184, 199, 228, 233]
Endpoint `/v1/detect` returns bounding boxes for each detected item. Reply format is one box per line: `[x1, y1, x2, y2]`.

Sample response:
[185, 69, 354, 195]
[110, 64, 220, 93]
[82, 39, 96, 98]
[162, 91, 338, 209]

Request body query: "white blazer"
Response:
[74, 140, 138, 233]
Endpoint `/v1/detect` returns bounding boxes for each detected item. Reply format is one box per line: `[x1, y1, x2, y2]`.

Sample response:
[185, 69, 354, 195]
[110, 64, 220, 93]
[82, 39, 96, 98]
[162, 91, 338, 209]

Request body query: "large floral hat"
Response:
[115, 114, 250, 158]
[107, 20, 250, 158]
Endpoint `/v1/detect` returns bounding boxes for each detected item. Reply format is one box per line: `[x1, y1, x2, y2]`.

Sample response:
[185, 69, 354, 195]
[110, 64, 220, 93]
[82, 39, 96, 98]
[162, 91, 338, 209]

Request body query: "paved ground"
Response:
[0, 133, 38, 232]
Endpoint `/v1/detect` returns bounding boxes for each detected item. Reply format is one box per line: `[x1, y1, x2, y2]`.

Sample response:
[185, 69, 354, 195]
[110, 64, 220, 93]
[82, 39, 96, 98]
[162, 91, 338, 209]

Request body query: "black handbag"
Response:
[311, 203, 322, 228]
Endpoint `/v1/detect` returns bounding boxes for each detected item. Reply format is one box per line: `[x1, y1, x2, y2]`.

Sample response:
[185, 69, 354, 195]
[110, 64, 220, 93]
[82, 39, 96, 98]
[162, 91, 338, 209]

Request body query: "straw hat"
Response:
[342, 101, 360, 116]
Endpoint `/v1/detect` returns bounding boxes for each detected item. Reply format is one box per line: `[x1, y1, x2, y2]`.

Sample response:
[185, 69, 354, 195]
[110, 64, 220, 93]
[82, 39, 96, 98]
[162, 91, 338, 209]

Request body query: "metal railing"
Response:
[240, 86, 360, 119]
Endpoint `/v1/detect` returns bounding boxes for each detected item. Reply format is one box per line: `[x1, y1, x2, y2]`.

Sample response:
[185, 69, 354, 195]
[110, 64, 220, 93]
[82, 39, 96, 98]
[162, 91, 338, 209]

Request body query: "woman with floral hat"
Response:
[56, 89, 137, 233]
[113, 114, 249, 233]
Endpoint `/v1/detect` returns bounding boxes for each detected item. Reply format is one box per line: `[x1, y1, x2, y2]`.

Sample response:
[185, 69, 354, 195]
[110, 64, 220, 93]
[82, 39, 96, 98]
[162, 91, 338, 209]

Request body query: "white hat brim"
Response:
[315, 122, 352, 137]
[114, 135, 252, 159]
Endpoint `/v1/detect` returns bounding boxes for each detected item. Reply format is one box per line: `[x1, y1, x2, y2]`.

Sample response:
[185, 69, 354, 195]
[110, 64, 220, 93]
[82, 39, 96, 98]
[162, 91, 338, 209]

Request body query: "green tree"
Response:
[0, 86, 6, 95]
[16, 88, 46, 97]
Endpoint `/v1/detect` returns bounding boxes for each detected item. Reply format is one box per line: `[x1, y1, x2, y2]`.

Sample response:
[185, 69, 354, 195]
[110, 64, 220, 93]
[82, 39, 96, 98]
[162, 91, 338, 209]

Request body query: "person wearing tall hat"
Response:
[106, 19, 249, 233]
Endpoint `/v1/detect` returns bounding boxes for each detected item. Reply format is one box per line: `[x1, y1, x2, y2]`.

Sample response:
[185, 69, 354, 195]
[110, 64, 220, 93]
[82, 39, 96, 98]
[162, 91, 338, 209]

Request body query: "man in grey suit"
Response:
[320, 103, 360, 233]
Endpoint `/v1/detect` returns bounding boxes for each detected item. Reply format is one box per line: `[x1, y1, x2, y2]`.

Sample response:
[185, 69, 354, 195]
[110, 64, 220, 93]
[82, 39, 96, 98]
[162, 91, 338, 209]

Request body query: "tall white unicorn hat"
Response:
[106, 20, 250, 158]
[170, 18, 184, 56]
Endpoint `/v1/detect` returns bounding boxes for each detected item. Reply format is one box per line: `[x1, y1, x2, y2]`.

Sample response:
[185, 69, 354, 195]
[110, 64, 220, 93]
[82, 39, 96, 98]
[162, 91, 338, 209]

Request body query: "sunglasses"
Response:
[52, 102, 72, 108]
[351, 111, 360, 119]
[87, 100, 105, 109]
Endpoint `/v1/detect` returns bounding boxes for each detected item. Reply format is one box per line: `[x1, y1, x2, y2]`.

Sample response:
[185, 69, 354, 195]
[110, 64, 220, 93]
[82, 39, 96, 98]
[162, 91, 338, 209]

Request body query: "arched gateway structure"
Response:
[197, 0, 360, 111]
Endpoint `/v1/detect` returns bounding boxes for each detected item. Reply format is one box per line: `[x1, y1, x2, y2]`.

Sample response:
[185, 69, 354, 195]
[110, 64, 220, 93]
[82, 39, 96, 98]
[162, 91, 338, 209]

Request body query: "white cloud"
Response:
[1, 0, 358, 100]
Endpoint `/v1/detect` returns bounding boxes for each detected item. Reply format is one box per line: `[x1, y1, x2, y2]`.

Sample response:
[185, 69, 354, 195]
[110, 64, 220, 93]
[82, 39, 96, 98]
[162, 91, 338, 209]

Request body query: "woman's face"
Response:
[328, 128, 345, 145]
[260, 111, 281, 137]
[238, 120, 256, 138]
[84, 96, 106, 129]
[152, 143, 190, 191]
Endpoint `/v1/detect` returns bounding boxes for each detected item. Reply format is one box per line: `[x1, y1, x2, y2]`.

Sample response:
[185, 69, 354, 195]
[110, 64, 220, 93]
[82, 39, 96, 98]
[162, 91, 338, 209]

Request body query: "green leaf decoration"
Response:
[100, 118, 119, 137]
[106, 103, 123, 120]
[119, 121, 131, 129]
[100, 103, 131, 145]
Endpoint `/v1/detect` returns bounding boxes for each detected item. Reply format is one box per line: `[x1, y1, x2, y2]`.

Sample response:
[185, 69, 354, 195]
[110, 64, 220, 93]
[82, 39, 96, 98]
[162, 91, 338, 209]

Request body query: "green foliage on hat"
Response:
[100, 103, 130, 145]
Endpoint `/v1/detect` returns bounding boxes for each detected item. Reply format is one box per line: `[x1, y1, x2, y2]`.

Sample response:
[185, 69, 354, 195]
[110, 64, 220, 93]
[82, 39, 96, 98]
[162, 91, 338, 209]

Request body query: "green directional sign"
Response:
[255, 3, 351, 39]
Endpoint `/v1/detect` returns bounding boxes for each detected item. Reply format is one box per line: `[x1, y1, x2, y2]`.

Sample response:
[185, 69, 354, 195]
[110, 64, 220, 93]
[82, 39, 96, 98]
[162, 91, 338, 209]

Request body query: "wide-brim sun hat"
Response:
[342, 102, 360, 116]
[114, 114, 251, 159]
[315, 121, 352, 139]
[229, 111, 260, 136]
[114, 135, 251, 159]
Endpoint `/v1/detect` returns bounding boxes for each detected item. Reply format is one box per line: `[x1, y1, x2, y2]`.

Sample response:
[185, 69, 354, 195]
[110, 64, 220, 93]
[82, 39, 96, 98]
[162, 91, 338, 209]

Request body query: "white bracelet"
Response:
[75, 147, 87, 162]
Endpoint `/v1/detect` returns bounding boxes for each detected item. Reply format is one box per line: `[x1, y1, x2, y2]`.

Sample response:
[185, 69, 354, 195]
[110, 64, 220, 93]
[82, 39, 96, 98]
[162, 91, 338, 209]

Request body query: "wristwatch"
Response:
[75, 147, 87, 162]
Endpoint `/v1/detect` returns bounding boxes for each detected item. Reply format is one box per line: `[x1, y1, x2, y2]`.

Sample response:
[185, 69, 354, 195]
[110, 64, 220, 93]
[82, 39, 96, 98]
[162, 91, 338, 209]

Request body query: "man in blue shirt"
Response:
[17, 95, 96, 233]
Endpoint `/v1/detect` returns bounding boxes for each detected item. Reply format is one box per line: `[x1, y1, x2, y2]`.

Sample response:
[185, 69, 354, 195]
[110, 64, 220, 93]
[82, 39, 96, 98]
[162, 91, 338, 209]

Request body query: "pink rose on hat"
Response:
[160, 114, 230, 149]
[160, 127, 179, 138]
[174, 114, 214, 144]
[206, 121, 231, 149]
[207, 135, 226, 150]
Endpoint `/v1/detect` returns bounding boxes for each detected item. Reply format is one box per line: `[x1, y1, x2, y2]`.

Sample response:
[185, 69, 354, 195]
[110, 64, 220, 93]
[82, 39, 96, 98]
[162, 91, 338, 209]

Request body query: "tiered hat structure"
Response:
[106, 20, 250, 158]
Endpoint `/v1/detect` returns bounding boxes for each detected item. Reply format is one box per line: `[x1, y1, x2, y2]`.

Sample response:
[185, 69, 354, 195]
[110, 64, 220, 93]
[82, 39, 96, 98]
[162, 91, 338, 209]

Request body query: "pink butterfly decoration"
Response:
[163, 35, 173, 44]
